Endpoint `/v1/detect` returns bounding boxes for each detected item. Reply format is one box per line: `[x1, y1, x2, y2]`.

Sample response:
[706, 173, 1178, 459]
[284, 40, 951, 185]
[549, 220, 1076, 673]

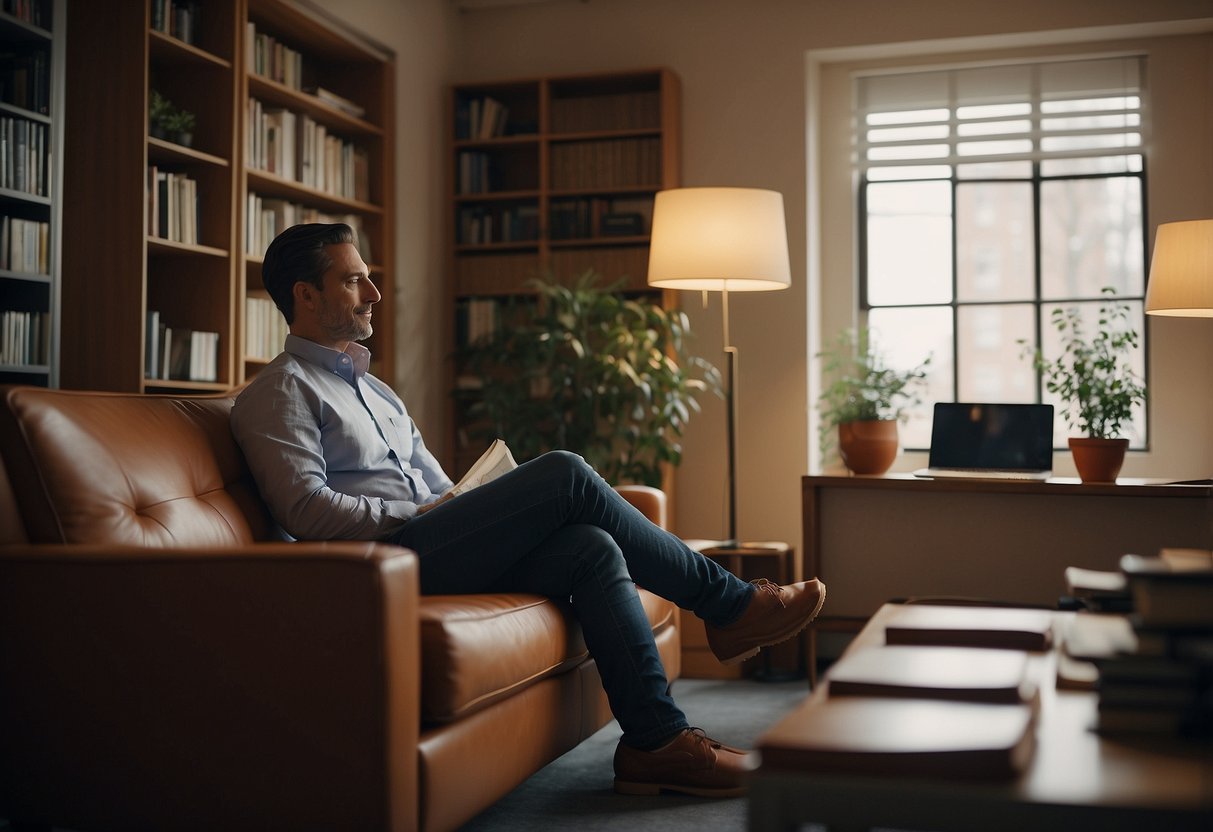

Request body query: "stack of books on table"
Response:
[1062, 549, 1213, 738]
[760, 604, 1048, 780]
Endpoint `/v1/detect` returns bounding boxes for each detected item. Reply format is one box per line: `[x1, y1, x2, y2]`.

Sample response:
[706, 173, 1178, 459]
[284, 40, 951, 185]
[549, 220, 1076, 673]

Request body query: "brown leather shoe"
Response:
[613, 728, 755, 797]
[706, 578, 826, 665]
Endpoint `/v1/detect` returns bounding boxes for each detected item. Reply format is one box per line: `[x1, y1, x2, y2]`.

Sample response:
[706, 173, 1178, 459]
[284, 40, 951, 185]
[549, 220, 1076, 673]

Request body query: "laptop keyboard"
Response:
[917, 467, 1052, 481]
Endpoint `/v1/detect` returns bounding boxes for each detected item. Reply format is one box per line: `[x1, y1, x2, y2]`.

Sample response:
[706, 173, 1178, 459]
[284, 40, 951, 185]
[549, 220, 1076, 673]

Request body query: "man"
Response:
[231, 223, 826, 797]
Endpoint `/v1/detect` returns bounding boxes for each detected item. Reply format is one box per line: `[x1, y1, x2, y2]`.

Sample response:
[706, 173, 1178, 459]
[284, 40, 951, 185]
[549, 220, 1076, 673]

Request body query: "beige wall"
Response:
[347, 0, 1213, 549]
[335, 0, 458, 441]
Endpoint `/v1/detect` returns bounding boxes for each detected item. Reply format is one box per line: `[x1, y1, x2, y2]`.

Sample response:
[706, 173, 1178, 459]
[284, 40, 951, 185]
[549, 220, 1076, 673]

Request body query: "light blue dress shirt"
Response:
[231, 334, 454, 541]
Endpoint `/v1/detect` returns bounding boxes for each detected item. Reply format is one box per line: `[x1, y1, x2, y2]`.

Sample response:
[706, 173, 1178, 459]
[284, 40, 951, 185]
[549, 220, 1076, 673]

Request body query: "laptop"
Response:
[913, 403, 1054, 481]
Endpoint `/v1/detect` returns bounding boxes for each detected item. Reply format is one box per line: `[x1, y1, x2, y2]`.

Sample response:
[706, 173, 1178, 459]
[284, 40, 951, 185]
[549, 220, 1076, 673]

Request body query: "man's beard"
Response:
[319, 306, 373, 342]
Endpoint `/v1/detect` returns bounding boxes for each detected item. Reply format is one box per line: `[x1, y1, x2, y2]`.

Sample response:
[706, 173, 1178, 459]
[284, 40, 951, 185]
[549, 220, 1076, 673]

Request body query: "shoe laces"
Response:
[751, 578, 786, 608]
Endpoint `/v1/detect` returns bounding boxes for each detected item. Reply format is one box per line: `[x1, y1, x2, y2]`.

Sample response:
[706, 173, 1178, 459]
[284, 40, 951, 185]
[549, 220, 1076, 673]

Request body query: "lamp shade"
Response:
[647, 187, 792, 292]
[1145, 219, 1213, 317]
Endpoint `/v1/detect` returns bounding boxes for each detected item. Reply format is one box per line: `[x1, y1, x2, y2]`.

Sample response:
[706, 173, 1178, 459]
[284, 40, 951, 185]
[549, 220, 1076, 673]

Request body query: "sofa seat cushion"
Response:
[419, 588, 677, 724]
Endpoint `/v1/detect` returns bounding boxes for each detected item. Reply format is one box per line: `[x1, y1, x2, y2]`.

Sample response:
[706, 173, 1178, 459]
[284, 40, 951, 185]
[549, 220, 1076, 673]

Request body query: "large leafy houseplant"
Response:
[1021, 288, 1146, 441]
[459, 270, 722, 487]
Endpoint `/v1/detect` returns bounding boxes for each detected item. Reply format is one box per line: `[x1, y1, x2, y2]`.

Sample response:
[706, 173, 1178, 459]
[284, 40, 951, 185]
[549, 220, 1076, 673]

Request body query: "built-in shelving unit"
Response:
[446, 68, 680, 475]
[0, 0, 64, 388]
[60, 0, 394, 393]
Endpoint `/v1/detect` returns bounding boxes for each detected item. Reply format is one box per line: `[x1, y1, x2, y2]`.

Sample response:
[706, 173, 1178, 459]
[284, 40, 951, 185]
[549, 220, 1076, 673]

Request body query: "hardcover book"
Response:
[884, 605, 1054, 652]
[827, 645, 1036, 705]
[758, 696, 1037, 779]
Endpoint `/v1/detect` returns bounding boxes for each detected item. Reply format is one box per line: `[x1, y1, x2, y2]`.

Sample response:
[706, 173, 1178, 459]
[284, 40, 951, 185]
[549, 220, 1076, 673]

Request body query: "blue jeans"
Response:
[391, 450, 754, 750]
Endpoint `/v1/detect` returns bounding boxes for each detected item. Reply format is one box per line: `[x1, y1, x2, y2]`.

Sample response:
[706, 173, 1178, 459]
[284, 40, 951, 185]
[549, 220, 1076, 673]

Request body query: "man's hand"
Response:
[415, 491, 455, 515]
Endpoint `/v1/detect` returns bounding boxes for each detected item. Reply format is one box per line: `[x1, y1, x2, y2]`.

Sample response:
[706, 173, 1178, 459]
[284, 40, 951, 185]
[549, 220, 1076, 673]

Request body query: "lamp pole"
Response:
[722, 286, 738, 547]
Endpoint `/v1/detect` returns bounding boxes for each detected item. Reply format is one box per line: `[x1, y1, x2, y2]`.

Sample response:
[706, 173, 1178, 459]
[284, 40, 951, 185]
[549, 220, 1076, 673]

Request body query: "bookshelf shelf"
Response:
[0, 0, 63, 386]
[445, 68, 680, 477]
[148, 136, 230, 167]
[149, 29, 232, 68]
[61, 0, 395, 393]
[0, 10, 51, 41]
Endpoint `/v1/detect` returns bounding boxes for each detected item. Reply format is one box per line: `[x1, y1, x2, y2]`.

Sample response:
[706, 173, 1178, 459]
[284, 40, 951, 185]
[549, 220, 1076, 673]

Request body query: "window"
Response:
[855, 56, 1148, 449]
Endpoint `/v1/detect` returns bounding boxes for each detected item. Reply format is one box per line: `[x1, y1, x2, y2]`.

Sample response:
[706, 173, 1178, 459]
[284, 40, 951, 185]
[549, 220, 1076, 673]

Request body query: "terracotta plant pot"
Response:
[838, 419, 899, 475]
[1069, 437, 1129, 483]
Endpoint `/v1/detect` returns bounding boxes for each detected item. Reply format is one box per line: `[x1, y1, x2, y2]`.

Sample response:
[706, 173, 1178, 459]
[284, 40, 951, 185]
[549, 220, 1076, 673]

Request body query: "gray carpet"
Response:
[459, 677, 811, 831]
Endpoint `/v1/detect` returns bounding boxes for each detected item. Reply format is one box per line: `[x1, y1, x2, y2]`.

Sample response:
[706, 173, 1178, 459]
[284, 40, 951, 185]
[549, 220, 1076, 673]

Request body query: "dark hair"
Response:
[262, 223, 356, 324]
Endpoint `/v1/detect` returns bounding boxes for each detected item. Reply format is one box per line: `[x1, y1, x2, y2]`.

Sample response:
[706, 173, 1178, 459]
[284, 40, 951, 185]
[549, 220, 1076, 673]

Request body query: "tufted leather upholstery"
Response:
[0, 385, 680, 832]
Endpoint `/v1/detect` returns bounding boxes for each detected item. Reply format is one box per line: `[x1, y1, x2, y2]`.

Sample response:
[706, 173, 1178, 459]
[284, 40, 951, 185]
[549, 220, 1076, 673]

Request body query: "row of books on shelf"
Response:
[0, 214, 47, 274]
[456, 203, 539, 246]
[244, 191, 372, 262]
[0, 48, 50, 115]
[454, 95, 511, 141]
[146, 166, 199, 245]
[247, 98, 370, 201]
[550, 137, 661, 190]
[455, 297, 500, 348]
[550, 90, 660, 134]
[550, 196, 652, 240]
[144, 310, 218, 382]
[454, 251, 537, 295]
[0, 308, 47, 366]
[150, 0, 199, 45]
[456, 151, 497, 195]
[246, 21, 303, 90]
[0, 115, 49, 197]
[1, 1, 50, 28]
[1063, 549, 1213, 739]
[245, 295, 286, 362]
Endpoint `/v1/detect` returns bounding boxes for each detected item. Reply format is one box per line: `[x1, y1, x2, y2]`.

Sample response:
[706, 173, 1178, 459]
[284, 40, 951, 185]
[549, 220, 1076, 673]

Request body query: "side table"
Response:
[680, 540, 802, 680]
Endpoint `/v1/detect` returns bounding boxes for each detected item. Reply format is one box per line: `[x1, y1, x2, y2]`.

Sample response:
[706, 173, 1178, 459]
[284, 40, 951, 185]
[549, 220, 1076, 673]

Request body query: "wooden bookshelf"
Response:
[0, 0, 64, 388]
[60, 0, 394, 393]
[446, 68, 681, 476]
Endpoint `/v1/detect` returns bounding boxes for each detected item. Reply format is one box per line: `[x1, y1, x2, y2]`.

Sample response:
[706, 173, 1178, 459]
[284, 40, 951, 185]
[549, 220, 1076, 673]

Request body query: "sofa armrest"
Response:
[0, 541, 421, 832]
[615, 484, 667, 529]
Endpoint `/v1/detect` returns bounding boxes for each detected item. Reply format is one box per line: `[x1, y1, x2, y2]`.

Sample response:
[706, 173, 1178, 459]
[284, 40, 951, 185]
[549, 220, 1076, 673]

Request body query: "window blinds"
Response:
[855, 56, 1145, 179]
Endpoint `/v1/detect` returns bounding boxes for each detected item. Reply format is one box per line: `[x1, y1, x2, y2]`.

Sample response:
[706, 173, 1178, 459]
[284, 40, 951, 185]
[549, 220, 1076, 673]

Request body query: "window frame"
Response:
[854, 61, 1151, 452]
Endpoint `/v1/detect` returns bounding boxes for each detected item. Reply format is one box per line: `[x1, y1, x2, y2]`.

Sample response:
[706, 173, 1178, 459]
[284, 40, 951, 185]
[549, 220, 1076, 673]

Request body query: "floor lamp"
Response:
[647, 187, 792, 546]
[1145, 219, 1213, 480]
[1145, 219, 1213, 319]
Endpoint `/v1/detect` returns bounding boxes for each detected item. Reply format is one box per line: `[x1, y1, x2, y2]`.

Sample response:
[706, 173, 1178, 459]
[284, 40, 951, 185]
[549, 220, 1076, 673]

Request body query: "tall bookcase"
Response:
[446, 68, 681, 476]
[60, 0, 394, 394]
[0, 0, 64, 388]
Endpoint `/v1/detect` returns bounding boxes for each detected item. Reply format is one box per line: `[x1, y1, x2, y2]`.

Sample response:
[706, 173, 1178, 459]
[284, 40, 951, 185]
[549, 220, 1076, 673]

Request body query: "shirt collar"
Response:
[285, 334, 372, 383]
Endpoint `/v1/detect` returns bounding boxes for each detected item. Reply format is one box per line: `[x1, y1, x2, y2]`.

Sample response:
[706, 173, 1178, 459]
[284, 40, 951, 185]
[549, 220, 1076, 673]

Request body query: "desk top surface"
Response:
[804, 473, 1213, 498]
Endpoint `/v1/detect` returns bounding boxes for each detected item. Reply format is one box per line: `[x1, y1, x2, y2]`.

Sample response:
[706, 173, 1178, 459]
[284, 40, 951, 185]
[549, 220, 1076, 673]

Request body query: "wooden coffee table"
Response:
[750, 603, 1213, 832]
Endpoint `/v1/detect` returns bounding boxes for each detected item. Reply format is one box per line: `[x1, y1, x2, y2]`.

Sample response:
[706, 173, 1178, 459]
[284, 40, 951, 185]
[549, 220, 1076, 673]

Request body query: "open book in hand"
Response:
[450, 439, 517, 497]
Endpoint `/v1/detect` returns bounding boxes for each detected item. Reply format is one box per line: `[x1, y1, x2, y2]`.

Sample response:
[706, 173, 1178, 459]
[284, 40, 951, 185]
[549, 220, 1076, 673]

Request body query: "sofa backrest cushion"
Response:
[0, 386, 277, 546]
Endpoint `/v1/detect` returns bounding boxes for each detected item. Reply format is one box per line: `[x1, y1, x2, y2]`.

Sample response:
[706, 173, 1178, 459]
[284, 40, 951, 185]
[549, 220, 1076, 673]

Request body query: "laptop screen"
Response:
[927, 403, 1054, 471]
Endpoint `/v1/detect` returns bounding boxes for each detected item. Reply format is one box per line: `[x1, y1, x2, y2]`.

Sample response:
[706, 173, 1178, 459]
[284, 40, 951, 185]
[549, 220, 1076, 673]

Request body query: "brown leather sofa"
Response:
[0, 385, 681, 832]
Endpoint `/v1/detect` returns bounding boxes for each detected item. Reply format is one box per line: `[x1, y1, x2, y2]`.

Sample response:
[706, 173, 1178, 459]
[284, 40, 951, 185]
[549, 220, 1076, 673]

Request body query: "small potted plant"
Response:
[148, 90, 196, 147]
[149, 90, 172, 140]
[817, 326, 930, 475]
[1020, 288, 1146, 483]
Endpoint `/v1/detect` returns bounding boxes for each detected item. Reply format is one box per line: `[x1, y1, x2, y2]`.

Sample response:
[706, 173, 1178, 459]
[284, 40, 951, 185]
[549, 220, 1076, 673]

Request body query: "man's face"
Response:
[310, 242, 380, 346]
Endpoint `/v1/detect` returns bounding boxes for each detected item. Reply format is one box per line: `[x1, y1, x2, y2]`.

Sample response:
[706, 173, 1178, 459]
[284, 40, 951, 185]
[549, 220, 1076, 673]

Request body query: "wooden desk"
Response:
[752, 603, 1213, 832]
[803, 475, 1213, 677]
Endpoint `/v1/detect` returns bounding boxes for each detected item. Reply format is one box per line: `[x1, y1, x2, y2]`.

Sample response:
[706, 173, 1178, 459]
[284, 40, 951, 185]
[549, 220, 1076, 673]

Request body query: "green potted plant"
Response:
[165, 105, 196, 147]
[458, 270, 722, 487]
[149, 89, 172, 140]
[148, 90, 196, 147]
[817, 326, 930, 475]
[1020, 287, 1146, 483]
